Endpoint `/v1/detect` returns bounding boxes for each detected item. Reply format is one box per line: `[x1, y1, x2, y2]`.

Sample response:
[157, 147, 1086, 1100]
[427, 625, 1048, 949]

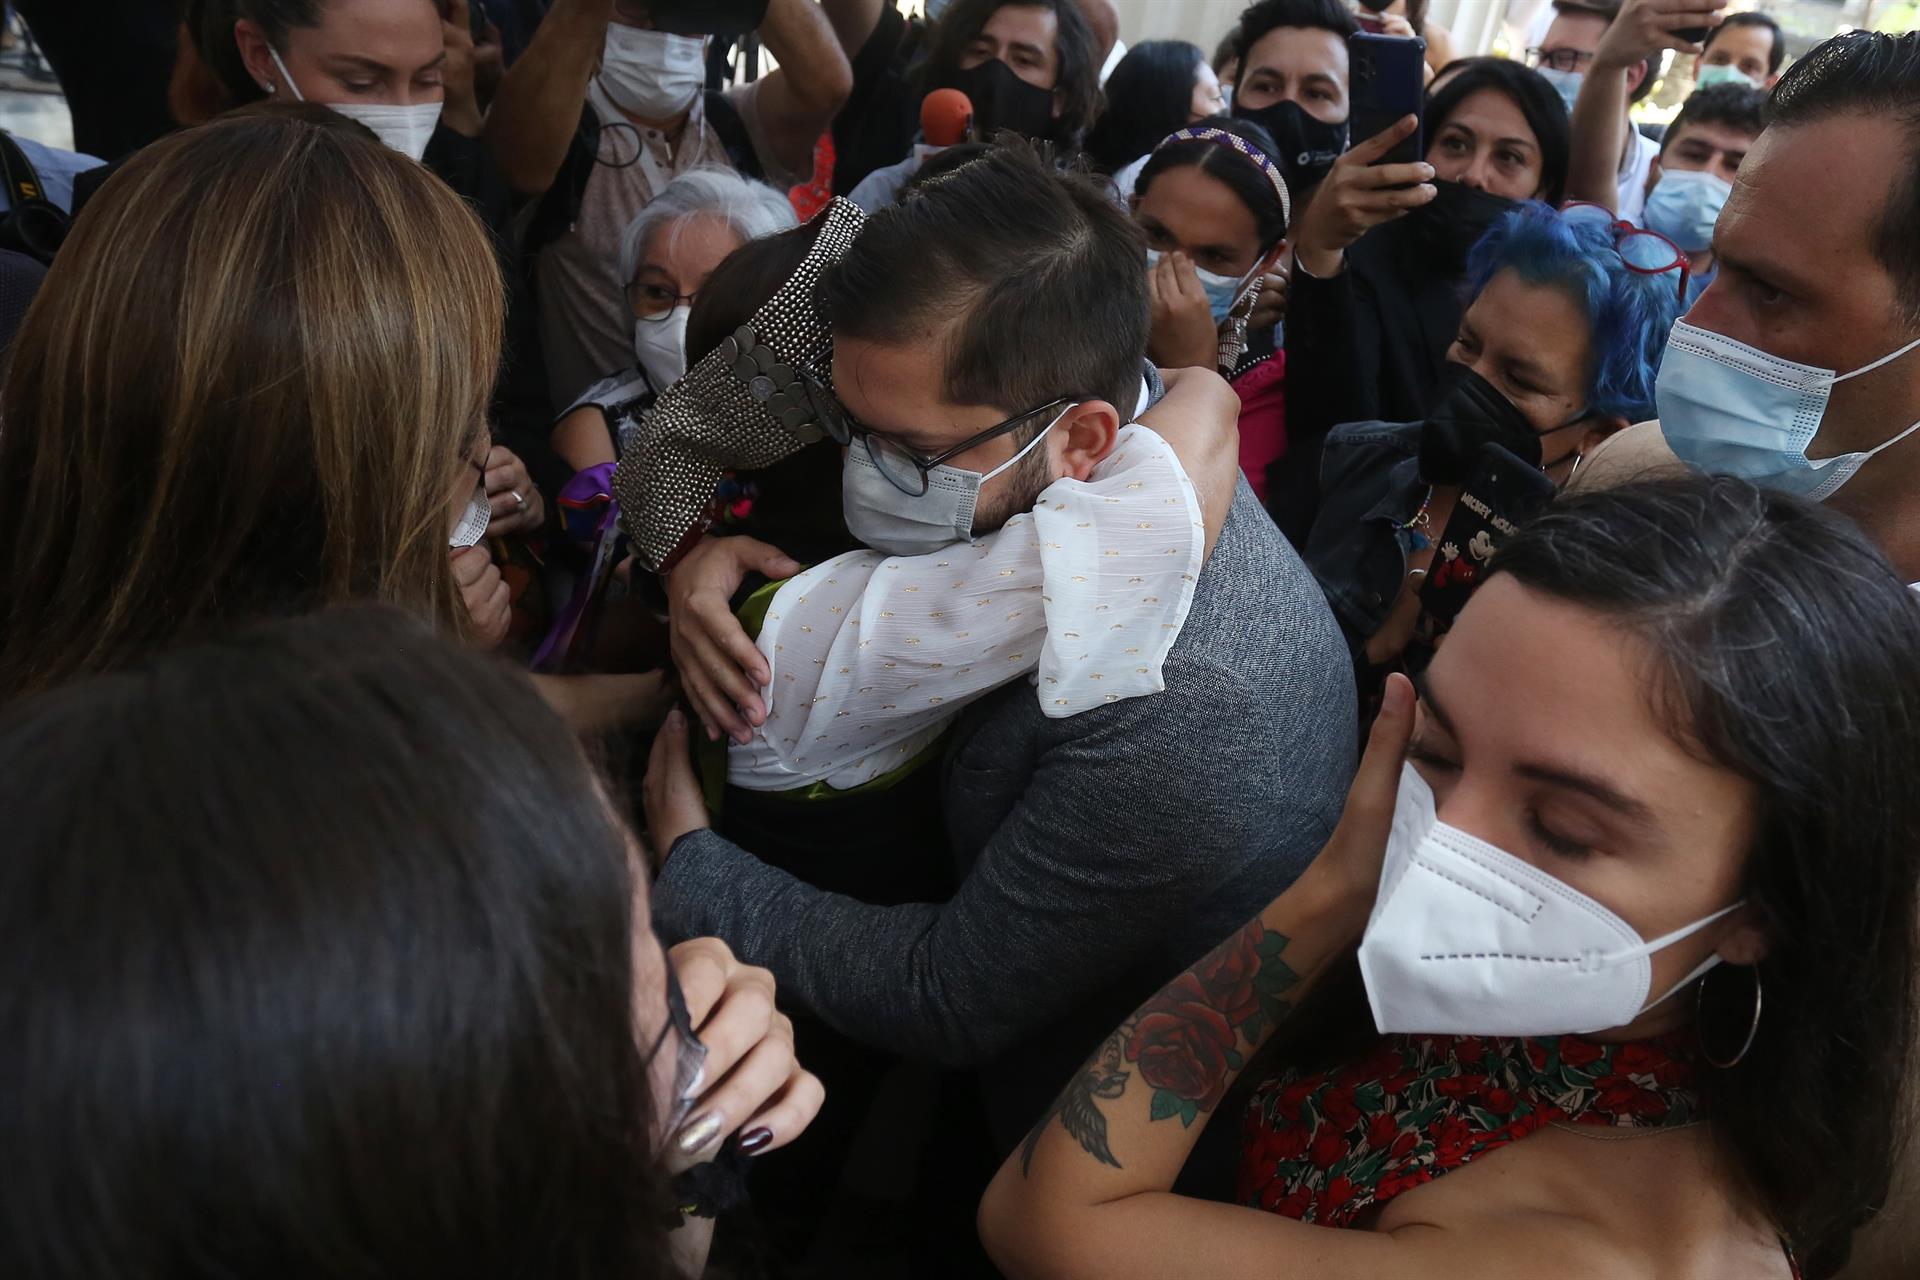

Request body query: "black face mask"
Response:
[936, 58, 1057, 141]
[1419, 364, 1588, 486]
[1409, 181, 1519, 276]
[1232, 99, 1347, 196]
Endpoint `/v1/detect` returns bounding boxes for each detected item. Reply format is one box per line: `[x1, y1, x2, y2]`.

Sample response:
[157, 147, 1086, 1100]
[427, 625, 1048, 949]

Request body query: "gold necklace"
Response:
[1549, 1119, 1704, 1142]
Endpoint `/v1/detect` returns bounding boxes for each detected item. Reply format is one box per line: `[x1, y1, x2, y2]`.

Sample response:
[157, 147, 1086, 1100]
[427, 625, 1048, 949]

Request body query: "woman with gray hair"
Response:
[553, 168, 797, 476]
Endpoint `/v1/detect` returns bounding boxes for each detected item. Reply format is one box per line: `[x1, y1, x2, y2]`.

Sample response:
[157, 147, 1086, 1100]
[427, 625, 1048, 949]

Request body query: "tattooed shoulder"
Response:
[1020, 918, 1301, 1173]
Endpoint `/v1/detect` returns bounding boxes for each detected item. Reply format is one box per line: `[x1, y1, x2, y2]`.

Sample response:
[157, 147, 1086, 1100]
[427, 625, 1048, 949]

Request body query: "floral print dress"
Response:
[1239, 1032, 1703, 1225]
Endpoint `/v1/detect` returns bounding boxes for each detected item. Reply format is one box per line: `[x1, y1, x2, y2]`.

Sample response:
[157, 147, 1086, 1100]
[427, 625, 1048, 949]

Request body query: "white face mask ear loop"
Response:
[266, 45, 306, 102]
[1629, 899, 1747, 1013]
[1831, 331, 1920, 386]
[978, 402, 1079, 483]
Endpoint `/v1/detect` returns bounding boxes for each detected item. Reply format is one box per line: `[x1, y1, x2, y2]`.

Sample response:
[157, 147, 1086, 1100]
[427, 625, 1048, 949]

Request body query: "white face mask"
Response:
[1695, 63, 1759, 90]
[1357, 765, 1744, 1037]
[841, 404, 1072, 558]
[1658, 320, 1920, 503]
[267, 46, 442, 163]
[598, 26, 707, 120]
[633, 305, 691, 394]
[449, 480, 491, 549]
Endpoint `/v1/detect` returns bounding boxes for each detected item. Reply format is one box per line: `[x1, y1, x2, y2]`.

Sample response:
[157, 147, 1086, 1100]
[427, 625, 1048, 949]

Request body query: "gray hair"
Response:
[616, 168, 798, 286]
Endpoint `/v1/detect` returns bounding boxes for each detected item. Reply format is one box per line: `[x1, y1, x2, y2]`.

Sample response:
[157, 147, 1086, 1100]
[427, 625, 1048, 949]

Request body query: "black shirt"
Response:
[1272, 218, 1465, 545]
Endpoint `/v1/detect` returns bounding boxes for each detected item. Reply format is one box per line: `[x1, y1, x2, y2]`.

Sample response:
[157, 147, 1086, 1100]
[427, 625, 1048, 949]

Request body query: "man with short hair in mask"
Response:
[646, 143, 1356, 1149]
[1694, 9, 1785, 91]
[1223, 0, 1355, 200]
[1578, 29, 1920, 592]
[1532, 0, 1664, 222]
[482, 0, 852, 408]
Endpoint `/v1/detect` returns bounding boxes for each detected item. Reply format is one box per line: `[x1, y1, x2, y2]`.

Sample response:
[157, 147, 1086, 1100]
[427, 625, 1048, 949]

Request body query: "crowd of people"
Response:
[0, 0, 1917, 1277]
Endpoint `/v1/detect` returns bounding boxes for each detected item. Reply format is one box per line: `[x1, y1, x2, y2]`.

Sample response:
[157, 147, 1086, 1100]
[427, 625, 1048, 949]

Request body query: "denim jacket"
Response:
[1301, 419, 1429, 658]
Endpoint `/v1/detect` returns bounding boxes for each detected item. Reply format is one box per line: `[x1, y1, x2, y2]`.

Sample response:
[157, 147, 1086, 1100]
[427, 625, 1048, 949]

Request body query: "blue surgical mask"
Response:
[1642, 168, 1729, 254]
[1695, 63, 1758, 90]
[1536, 65, 1584, 117]
[1145, 248, 1250, 324]
[841, 405, 1072, 557]
[1657, 319, 1920, 502]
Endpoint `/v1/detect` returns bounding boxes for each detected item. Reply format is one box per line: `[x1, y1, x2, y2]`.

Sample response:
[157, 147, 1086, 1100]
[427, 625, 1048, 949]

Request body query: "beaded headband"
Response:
[1153, 126, 1292, 228]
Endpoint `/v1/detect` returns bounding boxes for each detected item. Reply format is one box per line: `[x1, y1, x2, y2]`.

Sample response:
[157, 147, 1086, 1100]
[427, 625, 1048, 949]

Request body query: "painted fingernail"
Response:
[739, 1127, 774, 1155]
[675, 1111, 724, 1156]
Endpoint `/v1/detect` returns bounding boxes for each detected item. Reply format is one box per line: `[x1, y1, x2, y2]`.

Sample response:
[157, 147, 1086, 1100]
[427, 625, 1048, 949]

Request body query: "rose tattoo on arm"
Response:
[1020, 919, 1301, 1173]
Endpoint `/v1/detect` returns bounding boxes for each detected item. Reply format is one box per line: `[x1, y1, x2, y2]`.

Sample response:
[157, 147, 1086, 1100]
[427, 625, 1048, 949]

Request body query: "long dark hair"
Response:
[1492, 478, 1920, 1277]
[1425, 58, 1572, 205]
[917, 0, 1101, 144]
[1082, 39, 1206, 175]
[0, 608, 679, 1278]
[1134, 114, 1290, 250]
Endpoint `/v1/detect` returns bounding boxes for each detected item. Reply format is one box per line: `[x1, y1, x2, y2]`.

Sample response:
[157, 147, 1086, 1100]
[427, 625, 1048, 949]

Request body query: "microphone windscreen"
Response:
[921, 88, 974, 147]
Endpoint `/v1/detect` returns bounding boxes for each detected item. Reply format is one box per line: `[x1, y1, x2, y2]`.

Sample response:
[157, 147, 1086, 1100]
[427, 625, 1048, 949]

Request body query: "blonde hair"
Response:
[0, 104, 503, 697]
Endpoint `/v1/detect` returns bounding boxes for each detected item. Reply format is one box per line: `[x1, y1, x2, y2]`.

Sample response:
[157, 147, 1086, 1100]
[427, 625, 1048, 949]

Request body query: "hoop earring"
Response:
[1697, 963, 1762, 1069]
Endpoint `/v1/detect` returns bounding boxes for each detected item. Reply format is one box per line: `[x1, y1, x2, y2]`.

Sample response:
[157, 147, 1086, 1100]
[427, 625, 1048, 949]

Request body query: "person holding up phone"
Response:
[1273, 58, 1569, 542]
[1563, 0, 1731, 221]
[1298, 200, 1681, 683]
[483, 0, 853, 409]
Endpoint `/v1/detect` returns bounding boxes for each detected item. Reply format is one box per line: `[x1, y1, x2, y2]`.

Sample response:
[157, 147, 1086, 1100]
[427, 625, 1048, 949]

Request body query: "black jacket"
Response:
[1272, 218, 1466, 545]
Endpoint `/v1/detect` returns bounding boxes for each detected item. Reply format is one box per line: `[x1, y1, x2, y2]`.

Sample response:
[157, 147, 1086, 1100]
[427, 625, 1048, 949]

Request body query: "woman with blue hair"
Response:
[1301, 199, 1686, 675]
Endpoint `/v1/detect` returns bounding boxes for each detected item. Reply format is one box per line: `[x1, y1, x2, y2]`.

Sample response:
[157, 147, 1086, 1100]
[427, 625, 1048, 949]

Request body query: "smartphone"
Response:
[1415, 443, 1557, 630]
[1674, 26, 1711, 44]
[648, 0, 769, 37]
[1348, 32, 1426, 169]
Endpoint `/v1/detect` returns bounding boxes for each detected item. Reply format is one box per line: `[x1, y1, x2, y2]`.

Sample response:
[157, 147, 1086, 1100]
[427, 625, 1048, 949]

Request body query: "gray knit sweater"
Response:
[653, 479, 1356, 1079]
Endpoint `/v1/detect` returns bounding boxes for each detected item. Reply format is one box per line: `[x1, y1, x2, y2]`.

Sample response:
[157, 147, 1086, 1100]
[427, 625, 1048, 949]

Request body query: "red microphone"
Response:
[921, 88, 974, 147]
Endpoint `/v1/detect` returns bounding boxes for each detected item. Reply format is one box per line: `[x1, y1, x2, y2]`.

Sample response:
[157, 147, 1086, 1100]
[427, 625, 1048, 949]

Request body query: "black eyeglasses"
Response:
[1527, 47, 1595, 73]
[628, 277, 697, 323]
[798, 354, 1071, 497]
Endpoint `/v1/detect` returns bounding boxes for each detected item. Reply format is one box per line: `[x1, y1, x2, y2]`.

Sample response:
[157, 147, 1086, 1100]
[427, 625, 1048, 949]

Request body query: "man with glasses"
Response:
[1529, 0, 1664, 221]
[647, 142, 1357, 1152]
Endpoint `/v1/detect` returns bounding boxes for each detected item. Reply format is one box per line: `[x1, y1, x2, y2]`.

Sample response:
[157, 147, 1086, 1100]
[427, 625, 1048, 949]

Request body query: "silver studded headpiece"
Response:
[613, 197, 867, 572]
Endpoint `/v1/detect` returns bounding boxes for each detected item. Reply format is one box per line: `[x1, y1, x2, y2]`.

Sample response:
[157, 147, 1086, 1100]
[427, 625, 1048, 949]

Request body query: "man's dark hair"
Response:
[918, 0, 1101, 144]
[1663, 81, 1768, 156]
[1703, 10, 1786, 77]
[1770, 29, 1920, 327]
[1231, 0, 1357, 74]
[820, 138, 1148, 419]
[0, 607, 679, 1279]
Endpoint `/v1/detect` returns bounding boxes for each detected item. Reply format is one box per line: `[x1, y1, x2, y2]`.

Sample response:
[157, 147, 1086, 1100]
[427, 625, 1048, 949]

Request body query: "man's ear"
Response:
[1625, 57, 1650, 98]
[1056, 400, 1121, 481]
